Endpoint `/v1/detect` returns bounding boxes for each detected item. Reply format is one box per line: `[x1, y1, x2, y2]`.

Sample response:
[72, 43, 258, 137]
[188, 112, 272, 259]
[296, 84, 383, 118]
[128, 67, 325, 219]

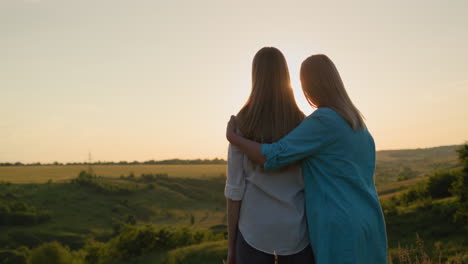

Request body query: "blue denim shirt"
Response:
[262, 107, 388, 263]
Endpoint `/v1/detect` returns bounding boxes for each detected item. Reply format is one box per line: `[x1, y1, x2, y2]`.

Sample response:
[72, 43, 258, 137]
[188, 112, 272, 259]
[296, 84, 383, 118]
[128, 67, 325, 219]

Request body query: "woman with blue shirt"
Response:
[226, 54, 388, 263]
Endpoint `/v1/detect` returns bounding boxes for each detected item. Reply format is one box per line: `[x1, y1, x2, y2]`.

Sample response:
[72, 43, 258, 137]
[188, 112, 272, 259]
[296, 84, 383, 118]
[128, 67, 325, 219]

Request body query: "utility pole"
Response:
[88, 151, 93, 175]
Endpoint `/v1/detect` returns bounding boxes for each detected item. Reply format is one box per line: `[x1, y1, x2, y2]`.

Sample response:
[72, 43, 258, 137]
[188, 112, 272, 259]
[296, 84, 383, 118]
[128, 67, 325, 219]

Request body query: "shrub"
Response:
[399, 183, 428, 205]
[0, 201, 50, 226]
[139, 173, 169, 182]
[71, 171, 138, 194]
[29, 241, 74, 264]
[426, 170, 458, 199]
[452, 144, 468, 224]
[82, 240, 107, 264]
[381, 198, 398, 216]
[109, 226, 177, 258]
[101, 225, 221, 261]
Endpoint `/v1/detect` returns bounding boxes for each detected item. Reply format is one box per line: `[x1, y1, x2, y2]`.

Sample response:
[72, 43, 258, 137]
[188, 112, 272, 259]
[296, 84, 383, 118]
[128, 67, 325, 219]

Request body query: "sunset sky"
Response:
[1, 0, 467, 163]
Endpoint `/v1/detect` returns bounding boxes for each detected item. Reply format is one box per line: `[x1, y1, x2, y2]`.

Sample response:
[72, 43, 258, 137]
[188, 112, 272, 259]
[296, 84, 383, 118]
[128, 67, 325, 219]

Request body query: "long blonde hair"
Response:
[237, 47, 305, 143]
[300, 54, 366, 131]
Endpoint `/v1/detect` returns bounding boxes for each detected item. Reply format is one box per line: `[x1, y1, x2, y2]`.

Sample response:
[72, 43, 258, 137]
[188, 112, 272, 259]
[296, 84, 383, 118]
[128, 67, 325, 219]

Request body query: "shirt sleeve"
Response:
[261, 110, 336, 171]
[224, 143, 246, 201]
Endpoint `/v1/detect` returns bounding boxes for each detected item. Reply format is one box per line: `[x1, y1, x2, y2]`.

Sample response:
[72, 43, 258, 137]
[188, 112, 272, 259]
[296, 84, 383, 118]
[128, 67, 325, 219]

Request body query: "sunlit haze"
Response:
[1, 0, 467, 163]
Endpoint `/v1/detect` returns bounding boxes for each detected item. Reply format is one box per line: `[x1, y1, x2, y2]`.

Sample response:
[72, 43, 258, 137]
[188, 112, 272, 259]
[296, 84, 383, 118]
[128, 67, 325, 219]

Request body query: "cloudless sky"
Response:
[1, 0, 467, 163]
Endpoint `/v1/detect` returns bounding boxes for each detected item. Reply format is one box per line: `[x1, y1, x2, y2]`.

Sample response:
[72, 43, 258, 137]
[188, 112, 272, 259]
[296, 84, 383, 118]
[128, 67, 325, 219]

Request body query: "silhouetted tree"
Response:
[427, 171, 457, 199]
[452, 144, 468, 223]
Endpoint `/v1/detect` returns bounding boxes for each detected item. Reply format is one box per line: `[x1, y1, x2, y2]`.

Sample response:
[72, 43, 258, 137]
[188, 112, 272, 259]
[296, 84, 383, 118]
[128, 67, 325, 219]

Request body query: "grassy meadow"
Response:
[0, 145, 467, 264]
[0, 165, 226, 184]
[0, 145, 460, 185]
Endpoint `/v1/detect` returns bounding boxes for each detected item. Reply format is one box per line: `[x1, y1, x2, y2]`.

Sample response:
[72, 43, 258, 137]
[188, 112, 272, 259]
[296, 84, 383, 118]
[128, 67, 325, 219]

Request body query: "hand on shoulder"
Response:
[226, 115, 239, 143]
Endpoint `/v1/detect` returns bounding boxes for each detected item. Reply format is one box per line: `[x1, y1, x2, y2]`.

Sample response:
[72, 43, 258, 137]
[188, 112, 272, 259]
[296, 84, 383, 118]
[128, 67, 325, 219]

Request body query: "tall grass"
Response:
[388, 234, 467, 264]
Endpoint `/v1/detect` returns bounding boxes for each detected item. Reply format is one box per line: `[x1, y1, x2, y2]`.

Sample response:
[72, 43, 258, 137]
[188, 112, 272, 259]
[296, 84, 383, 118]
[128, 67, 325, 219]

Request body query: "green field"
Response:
[0, 172, 229, 263]
[375, 145, 461, 184]
[377, 177, 428, 198]
[0, 145, 466, 264]
[0, 145, 461, 185]
[0, 165, 226, 184]
[0, 164, 432, 198]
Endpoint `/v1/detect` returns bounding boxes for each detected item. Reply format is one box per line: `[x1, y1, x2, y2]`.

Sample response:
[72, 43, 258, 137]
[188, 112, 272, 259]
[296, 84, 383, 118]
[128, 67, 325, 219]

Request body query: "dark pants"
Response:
[236, 231, 315, 264]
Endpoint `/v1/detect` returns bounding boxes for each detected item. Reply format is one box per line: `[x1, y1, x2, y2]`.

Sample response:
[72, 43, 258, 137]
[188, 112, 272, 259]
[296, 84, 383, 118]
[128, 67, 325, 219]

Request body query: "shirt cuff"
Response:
[261, 143, 286, 171]
[224, 184, 244, 201]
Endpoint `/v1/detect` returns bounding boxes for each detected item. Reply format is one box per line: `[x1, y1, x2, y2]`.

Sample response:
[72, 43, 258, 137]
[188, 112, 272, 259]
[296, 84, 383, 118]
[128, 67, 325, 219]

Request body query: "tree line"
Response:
[0, 158, 226, 167]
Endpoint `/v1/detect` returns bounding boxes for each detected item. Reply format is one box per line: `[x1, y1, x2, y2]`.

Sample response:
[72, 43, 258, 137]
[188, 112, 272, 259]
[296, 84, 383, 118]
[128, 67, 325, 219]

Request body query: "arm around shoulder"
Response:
[262, 113, 336, 170]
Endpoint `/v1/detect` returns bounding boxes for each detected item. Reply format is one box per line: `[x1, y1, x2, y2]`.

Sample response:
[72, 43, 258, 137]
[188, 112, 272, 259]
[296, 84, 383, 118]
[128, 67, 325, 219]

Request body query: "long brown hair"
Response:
[300, 54, 366, 131]
[237, 47, 305, 143]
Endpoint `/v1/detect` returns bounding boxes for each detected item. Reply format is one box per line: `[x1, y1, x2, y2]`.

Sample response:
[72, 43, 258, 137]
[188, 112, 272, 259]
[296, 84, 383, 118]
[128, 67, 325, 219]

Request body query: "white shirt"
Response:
[224, 144, 309, 255]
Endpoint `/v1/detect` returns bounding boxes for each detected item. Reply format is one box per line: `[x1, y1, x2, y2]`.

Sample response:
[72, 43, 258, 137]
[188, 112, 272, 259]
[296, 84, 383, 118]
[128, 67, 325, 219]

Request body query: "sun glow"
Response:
[1, 0, 467, 163]
[284, 49, 314, 116]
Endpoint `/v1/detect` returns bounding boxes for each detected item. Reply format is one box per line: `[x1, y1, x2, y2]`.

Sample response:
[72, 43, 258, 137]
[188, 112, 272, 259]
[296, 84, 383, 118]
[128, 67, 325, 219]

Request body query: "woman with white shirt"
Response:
[225, 47, 314, 264]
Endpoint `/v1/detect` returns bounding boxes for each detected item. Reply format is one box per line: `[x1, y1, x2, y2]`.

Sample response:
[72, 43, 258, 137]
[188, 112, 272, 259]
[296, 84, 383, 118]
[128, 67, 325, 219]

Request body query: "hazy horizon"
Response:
[0, 143, 465, 165]
[2, 0, 468, 163]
